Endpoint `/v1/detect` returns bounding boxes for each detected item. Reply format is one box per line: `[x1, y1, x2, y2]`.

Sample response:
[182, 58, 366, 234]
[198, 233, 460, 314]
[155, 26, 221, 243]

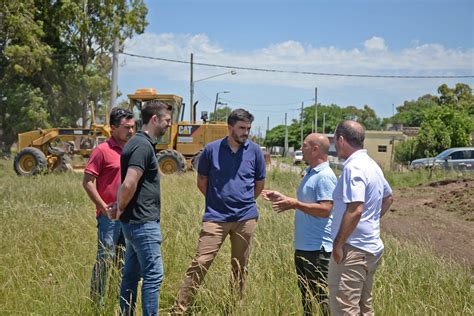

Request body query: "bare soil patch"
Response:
[382, 178, 473, 268]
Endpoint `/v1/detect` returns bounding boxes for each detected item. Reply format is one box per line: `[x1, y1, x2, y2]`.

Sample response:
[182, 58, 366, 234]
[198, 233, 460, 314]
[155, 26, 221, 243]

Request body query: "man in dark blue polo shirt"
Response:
[172, 108, 266, 314]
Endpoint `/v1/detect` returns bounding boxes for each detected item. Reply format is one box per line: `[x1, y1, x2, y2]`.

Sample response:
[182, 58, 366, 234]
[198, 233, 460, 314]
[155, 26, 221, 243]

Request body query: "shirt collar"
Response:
[108, 136, 123, 149]
[305, 161, 330, 174]
[137, 131, 156, 145]
[343, 149, 367, 166]
[222, 136, 250, 150]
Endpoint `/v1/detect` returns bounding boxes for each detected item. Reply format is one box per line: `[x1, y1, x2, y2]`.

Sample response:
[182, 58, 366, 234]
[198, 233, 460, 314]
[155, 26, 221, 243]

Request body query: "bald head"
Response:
[335, 120, 365, 149]
[305, 133, 330, 155]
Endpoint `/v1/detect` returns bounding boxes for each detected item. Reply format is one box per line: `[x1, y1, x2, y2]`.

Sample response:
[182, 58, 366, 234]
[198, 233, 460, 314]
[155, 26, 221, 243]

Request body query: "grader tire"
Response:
[156, 150, 186, 174]
[14, 147, 47, 176]
[191, 150, 203, 171]
[53, 155, 73, 173]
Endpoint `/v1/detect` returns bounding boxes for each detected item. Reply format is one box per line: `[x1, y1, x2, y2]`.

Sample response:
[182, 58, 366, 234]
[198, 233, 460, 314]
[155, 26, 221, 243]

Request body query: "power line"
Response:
[122, 52, 474, 79]
[220, 97, 314, 107]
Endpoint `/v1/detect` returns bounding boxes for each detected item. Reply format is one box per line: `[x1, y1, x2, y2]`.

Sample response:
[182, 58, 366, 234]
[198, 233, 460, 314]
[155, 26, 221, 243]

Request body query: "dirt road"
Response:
[382, 178, 473, 268]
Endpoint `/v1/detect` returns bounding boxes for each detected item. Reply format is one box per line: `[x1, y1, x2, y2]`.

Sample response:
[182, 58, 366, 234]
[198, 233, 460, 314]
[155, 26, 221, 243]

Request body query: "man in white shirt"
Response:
[329, 120, 394, 315]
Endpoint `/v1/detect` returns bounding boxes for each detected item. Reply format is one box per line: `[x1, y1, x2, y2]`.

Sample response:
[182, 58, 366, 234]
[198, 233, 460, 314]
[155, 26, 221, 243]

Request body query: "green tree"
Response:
[389, 95, 439, 127]
[0, 0, 148, 152]
[414, 106, 473, 157]
[394, 138, 417, 165]
[210, 106, 232, 122]
[264, 125, 297, 148]
[438, 83, 474, 113]
[0, 1, 53, 151]
[47, 0, 147, 126]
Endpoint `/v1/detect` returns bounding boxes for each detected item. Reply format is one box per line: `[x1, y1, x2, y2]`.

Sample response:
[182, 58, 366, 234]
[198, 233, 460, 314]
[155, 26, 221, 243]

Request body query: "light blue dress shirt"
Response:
[294, 161, 337, 252]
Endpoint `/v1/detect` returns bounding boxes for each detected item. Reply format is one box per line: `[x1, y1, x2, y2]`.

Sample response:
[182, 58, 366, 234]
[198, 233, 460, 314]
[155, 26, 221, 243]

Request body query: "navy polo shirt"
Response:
[198, 137, 266, 222]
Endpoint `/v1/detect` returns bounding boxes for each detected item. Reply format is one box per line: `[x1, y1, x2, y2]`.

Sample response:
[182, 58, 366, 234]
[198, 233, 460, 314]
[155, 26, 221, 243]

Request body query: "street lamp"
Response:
[189, 53, 236, 121]
[195, 70, 237, 84]
[214, 91, 230, 121]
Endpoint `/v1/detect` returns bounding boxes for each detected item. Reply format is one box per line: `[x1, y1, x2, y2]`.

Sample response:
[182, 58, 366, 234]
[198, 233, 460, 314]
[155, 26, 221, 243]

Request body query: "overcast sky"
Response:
[118, 0, 474, 134]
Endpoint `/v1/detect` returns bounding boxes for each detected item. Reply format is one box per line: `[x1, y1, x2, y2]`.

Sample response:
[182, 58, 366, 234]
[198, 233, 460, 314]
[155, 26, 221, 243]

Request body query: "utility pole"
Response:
[300, 102, 304, 146]
[314, 87, 318, 133]
[190, 53, 194, 122]
[108, 36, 119, 126]
[323, 113, 326, 134]
[284, 113, 288, 157]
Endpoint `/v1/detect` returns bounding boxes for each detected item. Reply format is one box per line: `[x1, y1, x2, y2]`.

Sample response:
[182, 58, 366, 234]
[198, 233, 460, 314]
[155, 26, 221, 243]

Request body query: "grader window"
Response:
[131, 100, 142, 131]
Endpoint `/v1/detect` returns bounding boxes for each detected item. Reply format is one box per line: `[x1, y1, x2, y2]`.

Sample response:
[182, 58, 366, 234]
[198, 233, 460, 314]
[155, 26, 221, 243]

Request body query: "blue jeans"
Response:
[91, 215, 124, 303]
[120, 220, 163, 316]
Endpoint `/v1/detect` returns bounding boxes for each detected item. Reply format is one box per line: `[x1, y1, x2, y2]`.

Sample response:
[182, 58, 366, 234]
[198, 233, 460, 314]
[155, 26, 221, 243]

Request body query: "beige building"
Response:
[328, 130, 407, 170]
[364, 131, 406, 169]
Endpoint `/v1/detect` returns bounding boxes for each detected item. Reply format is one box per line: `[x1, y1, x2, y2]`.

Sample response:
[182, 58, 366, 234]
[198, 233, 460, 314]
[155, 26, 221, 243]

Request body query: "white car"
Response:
[293, 150, 303, 164]
[410, 147, 474, 171]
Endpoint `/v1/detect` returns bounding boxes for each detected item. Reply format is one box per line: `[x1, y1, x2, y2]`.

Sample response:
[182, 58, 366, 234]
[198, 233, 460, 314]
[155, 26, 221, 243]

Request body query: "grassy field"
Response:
[0, 158, 472, 315]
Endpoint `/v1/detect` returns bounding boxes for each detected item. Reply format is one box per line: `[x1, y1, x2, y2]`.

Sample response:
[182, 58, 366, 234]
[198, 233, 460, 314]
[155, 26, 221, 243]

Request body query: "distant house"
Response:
[364, 131, 406, 169]
[327, 130, 406, 170]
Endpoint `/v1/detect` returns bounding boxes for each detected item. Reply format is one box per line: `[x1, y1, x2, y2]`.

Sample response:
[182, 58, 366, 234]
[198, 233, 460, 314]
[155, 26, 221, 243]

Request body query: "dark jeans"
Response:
[295, 248, 331, 316]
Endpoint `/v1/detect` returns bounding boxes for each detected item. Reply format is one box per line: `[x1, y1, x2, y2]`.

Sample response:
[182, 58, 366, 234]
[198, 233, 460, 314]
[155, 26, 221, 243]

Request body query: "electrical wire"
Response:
[220, 97, 315, 107]
[122, 52, 474, 79]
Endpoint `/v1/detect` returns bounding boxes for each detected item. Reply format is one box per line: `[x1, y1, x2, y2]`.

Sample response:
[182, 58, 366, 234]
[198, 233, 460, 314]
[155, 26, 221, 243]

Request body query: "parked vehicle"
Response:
[293, 150, 303, 165]
[410, 147, 474, 171]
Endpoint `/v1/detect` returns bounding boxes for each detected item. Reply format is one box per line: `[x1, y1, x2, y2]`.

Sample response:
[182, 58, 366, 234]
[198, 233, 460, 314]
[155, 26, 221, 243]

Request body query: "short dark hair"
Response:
[227, 108, 254, 126]
[141, 100, 172, 124]
[110, 107, 134, 127]
[335, 120, 365, 148]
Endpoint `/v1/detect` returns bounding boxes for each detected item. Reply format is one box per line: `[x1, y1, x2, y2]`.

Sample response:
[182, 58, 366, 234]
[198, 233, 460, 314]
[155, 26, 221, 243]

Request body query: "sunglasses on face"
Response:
[115, 108, 134, 119]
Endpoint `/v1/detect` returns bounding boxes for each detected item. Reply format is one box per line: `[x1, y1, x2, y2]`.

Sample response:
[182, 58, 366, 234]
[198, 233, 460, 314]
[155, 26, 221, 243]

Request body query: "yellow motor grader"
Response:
[13, 125, 111, 176]
[14, 88, 228, 175]
[127, 88, 228, 174]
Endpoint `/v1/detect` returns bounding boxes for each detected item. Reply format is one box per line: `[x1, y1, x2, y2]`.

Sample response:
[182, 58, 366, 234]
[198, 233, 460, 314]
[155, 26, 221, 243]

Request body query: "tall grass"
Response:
[0, 159, 472, 315]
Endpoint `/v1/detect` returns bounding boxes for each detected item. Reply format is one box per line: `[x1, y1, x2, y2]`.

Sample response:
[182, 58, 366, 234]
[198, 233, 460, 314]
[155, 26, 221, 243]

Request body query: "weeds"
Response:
[0, 160, 471, 314]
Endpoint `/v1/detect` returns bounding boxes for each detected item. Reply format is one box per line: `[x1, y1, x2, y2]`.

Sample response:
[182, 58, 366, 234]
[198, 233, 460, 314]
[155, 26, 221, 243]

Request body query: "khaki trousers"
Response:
[173, 219, 258, 313]
[328, 244, 383, 316]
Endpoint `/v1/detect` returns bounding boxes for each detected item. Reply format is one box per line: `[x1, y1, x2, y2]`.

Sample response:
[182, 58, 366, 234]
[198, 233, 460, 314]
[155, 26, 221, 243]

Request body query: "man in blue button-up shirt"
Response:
[172, 109, 266, 314]
[262, 133, 337, 315]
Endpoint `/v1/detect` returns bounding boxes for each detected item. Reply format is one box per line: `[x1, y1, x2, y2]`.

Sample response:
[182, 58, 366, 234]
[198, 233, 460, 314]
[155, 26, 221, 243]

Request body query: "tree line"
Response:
[0, 0, 148, 152]
[263, 83, 474, 163]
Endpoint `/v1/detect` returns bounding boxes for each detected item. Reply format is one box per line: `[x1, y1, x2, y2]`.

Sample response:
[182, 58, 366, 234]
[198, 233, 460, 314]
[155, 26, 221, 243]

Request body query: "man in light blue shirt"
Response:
[329, 120, 393, 316]
[263, 133, 337, 315]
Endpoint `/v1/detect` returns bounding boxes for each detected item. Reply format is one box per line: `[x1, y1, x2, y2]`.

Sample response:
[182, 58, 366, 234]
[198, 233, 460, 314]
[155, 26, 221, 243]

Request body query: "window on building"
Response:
[378, 145, 387, 153]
